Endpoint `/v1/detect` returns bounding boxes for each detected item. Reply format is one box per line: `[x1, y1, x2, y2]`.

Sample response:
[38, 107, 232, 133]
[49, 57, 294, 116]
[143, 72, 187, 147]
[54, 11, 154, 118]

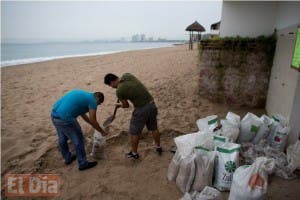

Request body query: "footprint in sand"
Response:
[25, 100, 35, 104]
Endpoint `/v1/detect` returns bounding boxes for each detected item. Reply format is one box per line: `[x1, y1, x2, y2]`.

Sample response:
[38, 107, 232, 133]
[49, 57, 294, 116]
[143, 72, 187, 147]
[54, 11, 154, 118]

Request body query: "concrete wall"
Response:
[289, 77, 300, 143]
[266, 25, 299, 119]
[199, 40, 274, 108]
[220, 2, 277, 37]
[266, 24, 300, 144]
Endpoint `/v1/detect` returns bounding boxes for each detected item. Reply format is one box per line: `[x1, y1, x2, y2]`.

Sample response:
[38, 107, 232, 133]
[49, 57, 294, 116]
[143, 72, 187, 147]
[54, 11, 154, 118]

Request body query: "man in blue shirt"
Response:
[51, 89, 107, 171]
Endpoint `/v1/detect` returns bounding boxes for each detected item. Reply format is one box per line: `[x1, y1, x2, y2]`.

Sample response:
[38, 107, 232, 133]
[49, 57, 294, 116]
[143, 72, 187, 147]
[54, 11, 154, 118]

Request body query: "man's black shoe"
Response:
[79, 161, 98, 171]
[156, 147, 163, 156]
[126, 152, 140, 159]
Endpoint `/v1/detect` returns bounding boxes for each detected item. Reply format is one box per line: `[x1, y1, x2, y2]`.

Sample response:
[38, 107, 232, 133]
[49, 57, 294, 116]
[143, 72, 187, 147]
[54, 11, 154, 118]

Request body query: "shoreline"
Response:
[1, 44, 176, 68]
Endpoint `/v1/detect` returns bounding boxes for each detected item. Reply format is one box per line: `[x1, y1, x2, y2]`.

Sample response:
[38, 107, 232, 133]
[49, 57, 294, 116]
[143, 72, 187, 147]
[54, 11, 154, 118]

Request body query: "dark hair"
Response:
[94, 92, 104, 104]
[104, 73, 118, 85]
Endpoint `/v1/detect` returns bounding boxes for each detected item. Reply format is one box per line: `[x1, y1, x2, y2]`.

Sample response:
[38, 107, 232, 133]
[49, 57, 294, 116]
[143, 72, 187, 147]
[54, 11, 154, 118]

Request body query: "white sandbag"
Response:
[268, 124, 289, 152]
[175, 132, 215, 159]
[191, 147, 215, 192]
[238, 113, 263, 143]
[251, 115, 272, 144]
[226, 112, 241, 127]
[91, 131, 106, 159]
[260, 115, 273, 128]
[228, 157, 275, 200]
[287, 140, 300, 172]
[213, 142, 240, 191]
[271, 114, 288, 127]
[176, 154, 196, 193]
[180, 192, 193, 200]
[213, 135, 228, 148]
[196, 115, 218, 132]
[262, 145, 296, 179]
[195, 186, 222, 200]
[168, 151, 183, 181]
[220, 119, 239, 142]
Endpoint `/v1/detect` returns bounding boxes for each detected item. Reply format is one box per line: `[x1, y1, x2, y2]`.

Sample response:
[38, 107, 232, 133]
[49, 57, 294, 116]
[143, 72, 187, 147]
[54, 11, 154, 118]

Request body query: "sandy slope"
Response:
[1, 45, 299, 199]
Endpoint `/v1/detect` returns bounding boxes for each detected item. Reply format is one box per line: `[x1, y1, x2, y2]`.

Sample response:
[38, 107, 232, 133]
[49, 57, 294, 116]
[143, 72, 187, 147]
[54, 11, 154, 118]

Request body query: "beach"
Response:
[1, 45, 299, 199]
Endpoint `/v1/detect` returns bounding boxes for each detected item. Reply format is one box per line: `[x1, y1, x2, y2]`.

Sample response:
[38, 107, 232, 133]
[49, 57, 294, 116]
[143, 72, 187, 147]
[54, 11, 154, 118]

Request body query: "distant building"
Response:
[140, 34, 146, 41]
[131, 34, 140, 42]
[148, 37, 154, 42]
[210, 21, 221, 36]
[157, 38, 167, 42]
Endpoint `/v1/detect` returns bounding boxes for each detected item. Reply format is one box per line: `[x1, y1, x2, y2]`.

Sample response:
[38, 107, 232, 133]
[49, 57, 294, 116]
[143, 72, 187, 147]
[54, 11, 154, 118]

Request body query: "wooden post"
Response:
[191, 31, 193, 50]
[189, 31, 192, 50]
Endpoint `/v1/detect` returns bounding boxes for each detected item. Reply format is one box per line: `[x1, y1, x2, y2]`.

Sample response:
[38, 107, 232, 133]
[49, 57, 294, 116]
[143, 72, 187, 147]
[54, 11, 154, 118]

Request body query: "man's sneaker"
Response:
[156, 147, 163, 156]
[79, 161, 98, 171]
[126, 152, 139, 159]
[65, 154, 76, 165]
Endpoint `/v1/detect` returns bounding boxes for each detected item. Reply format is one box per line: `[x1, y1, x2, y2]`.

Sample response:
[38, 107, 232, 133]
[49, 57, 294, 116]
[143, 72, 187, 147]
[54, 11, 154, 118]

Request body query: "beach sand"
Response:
[1, 45, 299, 199]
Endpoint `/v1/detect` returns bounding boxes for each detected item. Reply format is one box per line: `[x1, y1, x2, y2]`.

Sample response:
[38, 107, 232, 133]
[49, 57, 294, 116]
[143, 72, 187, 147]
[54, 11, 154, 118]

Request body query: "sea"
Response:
[1, 41, 177, 67]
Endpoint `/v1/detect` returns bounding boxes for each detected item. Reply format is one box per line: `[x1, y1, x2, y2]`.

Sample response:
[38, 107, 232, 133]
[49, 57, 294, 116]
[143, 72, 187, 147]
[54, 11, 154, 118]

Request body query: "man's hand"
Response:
[119, 99, 129, 108]
[101, 131, 108, 136]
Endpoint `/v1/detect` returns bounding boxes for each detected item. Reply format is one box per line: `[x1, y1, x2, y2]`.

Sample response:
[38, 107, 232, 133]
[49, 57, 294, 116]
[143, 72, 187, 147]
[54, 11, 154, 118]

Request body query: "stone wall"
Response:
[199, 37, 276, 107]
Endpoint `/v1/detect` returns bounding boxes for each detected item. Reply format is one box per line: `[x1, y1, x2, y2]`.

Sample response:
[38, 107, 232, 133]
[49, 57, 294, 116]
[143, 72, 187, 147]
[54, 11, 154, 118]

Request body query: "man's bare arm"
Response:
[80, 114, 91, 124]
[88, 109, 108, 136]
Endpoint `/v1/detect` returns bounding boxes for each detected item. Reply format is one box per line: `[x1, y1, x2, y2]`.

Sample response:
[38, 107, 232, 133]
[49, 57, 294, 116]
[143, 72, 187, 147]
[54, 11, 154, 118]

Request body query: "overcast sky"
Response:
[1, 1, 222, 43]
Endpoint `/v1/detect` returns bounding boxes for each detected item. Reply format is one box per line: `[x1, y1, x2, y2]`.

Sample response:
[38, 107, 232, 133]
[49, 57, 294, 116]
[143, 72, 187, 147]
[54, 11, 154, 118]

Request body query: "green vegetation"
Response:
[200, 33, 276, 67]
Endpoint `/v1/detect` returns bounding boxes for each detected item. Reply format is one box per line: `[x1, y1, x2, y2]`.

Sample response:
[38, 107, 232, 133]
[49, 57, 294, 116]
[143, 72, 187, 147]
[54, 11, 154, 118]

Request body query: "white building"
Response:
[220, 1, 300, 144]
[210, 21, 221, 36]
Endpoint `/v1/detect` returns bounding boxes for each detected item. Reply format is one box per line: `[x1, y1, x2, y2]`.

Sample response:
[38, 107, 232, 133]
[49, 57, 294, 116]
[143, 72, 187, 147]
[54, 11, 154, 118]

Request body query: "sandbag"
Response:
[268, 124, 289, 152]
[167, 151, 183, 181]
[191, 147, 215, 192]
[238, 113, 263, 143]
[287, 140, 300, 172]
[195, 186, 222, 200]
[176, 154, 196, 193]
[228, 157, 275, 200]
[180, 192, 193, 200]
[213, 142, 240, 191]
[251, 115, 272, 144]
[213, 135, 228, 148]
[220, 119, 239, 142]
[226, 112, 241, 127]
[175, 132, 215, 159]
[91, 131, 106, 159]
[196, 115, 218, 133]
[271, 114, 288, 127]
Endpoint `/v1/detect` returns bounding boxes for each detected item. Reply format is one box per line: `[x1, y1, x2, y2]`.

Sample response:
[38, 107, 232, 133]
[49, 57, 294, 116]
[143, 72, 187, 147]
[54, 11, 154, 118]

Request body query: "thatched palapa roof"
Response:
[185, 21, 205, 32]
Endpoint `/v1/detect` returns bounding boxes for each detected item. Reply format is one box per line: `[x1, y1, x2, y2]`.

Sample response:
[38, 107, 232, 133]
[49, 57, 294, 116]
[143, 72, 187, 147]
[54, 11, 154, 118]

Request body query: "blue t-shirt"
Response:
[52, 89, 97, 121]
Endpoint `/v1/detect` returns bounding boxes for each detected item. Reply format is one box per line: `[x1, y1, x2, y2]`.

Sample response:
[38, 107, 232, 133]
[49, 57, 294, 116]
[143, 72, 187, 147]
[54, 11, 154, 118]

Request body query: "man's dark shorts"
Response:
[129, 102, 158, 135]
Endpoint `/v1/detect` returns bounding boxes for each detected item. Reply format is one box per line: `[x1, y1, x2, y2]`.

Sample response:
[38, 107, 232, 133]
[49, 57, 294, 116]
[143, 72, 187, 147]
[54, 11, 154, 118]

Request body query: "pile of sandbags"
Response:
[168, 112, 297, 200]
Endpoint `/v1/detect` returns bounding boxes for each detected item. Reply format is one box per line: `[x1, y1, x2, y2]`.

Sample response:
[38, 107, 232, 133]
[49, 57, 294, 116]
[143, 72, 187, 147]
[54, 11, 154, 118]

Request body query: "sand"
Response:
[1, 45, 299, 199]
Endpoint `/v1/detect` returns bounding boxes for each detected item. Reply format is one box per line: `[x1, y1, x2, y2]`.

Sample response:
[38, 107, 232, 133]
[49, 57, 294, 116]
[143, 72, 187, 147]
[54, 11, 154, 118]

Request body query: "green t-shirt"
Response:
[116, 73, 153, 107]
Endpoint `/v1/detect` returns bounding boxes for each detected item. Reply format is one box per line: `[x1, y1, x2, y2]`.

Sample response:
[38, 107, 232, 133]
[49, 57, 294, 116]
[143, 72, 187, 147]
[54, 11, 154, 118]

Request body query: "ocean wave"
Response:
[1, 45, 174, 67]
[0, 51, 123, 67]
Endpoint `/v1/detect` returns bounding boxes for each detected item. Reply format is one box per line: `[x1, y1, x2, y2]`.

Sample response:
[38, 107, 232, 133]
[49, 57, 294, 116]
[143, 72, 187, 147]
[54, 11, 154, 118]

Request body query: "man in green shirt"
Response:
[104, 73, 162, 159]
